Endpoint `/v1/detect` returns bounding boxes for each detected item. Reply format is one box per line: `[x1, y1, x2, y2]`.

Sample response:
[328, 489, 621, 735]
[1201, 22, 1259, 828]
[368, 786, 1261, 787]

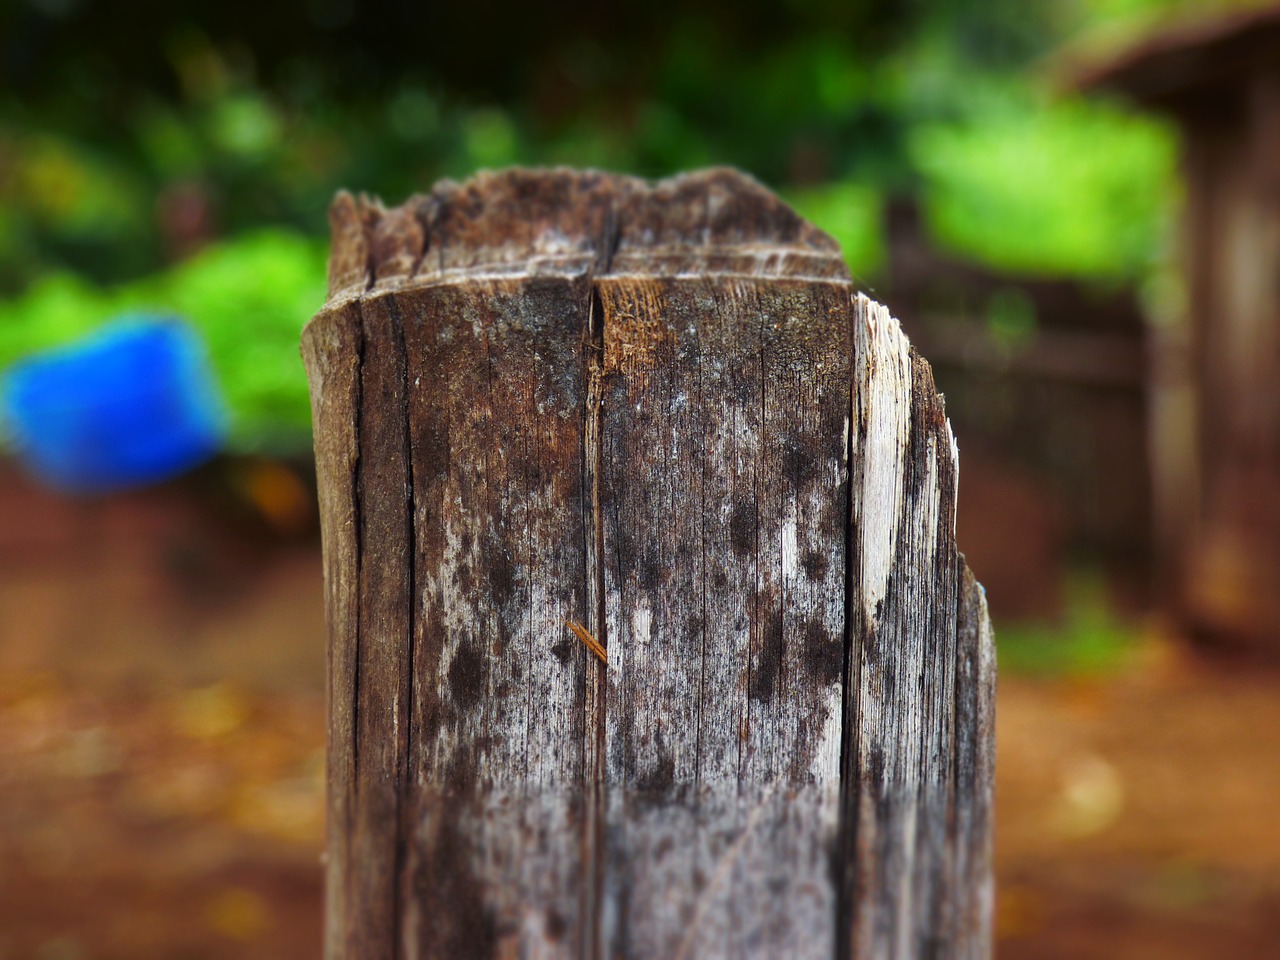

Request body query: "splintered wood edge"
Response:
[310, 167, 851, 313]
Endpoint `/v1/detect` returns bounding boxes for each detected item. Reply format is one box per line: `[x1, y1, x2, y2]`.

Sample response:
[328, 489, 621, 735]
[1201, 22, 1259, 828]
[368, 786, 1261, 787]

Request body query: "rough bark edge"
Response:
[842, 293, 995, 960]
[953, 559, 996, 959]
[301, 304, 362, 959]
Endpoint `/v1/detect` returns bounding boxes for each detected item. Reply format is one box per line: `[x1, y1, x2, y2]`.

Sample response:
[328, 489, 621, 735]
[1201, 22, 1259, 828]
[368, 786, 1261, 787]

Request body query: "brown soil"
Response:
[995, 639, 1280, 959]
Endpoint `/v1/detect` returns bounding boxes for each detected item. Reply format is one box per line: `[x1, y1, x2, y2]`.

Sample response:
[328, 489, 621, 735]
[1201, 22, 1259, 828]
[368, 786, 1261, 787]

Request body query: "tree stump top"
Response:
[319, 168, 851, 306]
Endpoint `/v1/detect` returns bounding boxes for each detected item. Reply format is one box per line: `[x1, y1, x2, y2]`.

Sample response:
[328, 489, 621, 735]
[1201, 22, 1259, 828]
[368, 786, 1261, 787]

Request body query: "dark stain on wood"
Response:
[803, 619, 844, 687]
[634, 752, 676, 799]
[802, 547, 830, 583]
[550, 636, 575, 666]
[544, 907, 568, 943]
[426, 816, 501, 957]
[304, 168, 995, 959]
[443, 744, 477, 795]
[729, 499, 757, 556]
[446, 640, 489, 710]
[484, 541, 517, 609]
[749, 613, 785, 704]
[781, 426, 824, 489]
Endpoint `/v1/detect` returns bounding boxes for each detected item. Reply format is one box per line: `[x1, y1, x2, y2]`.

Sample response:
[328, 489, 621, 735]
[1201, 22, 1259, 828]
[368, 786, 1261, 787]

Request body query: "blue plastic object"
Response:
[1, 317, 227, 493]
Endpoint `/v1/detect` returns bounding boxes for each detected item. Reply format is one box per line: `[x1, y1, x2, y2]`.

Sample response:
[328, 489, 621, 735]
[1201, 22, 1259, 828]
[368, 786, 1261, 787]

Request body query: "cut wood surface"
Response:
[302, 168, 995, 959]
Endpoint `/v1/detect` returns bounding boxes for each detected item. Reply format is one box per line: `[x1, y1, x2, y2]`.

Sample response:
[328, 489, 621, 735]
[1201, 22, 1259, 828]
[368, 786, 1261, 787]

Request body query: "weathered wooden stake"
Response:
[303, 168, 995, 959]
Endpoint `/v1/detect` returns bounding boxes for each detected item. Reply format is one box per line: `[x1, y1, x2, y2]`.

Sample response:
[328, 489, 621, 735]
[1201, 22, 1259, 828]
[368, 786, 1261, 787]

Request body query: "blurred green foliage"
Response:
[912, 97, 1178, 280]
[996, 569, 1141, 676]
[0, 0, 1243, 443]
[787, 181, 885, 278]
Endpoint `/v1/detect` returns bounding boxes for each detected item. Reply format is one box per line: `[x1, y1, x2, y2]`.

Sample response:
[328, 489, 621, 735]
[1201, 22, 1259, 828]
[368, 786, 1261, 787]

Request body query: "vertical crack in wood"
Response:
[349, 307, 366, 795]
[390, 296, 417, 960]
[695, 313, 708, 794]
[352, 289, 416, 959]
[595, 204, 622, 277]
[747, 290, 767, 783]
[303, 302, 365, 960]
[837, 324, 860, 960]
[583, 282, 608, 960]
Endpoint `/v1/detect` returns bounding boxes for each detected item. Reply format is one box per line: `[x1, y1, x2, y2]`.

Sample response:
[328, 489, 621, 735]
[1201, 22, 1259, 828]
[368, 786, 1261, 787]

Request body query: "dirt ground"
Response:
[2, 470, 1279, 958]
[995, 643, 1280, 959]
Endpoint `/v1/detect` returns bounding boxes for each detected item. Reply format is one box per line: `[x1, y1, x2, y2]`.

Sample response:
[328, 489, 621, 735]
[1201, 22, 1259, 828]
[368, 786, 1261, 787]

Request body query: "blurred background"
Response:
[3, 0, 1279, 956]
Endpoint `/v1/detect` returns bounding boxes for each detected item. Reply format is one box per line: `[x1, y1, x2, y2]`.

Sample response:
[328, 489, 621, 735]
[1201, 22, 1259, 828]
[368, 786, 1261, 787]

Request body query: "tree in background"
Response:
[0, 0, 1237, 444]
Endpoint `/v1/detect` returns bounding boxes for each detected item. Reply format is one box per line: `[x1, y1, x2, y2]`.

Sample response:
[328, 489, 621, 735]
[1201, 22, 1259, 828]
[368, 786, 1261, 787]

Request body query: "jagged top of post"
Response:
[324, 167, 850, 303]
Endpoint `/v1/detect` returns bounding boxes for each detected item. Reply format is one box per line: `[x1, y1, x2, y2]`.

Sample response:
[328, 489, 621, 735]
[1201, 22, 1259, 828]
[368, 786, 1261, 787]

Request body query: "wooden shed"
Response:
[1075, 5, 1280, 649]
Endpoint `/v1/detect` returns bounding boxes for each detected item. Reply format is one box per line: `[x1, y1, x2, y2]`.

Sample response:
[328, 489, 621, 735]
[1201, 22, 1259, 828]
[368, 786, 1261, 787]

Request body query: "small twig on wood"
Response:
[565, 619, 607, 664]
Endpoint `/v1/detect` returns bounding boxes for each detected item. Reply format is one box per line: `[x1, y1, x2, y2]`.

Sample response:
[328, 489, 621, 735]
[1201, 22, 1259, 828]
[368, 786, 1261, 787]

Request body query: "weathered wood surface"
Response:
[302, 168, 995, 959]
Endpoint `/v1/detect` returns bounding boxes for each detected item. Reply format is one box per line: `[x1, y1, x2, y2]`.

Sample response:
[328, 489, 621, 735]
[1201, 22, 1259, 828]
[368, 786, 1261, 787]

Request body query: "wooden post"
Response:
[302, 168, 995, 959]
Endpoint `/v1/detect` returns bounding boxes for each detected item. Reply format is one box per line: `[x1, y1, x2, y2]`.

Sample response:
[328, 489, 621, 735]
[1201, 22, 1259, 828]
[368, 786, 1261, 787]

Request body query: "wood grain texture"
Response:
[845, 295, 962, 959]
[301, 294, 361, 958]
[596, 274, 850, 957]
[953, 562, 996, 959]
[302, 168, 995, 959]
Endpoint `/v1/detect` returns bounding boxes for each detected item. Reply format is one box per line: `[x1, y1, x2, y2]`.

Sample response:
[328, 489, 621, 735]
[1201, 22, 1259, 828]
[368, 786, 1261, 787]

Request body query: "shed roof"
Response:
[1071, 4, 1280, 110]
